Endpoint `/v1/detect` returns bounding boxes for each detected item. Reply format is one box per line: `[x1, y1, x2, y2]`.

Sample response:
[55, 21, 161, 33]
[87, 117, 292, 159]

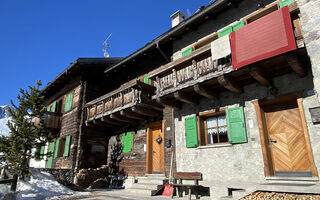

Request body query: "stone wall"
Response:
[163, 107, 176, 177]
[172, 0, 276, 54]
[174, 71, 317, 198]
[297, 0, 320, 96]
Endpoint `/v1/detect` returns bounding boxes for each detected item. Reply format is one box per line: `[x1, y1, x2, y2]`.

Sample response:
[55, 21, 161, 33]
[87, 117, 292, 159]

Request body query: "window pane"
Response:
[218, 116, 226, 126]
[219, 127, 228, 143]
[208, 128, 218, 143]
[206, 117, 217, 128]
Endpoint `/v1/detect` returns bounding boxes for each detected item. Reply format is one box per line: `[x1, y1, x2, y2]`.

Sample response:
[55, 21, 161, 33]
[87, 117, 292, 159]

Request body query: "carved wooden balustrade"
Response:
[85, 80, 161, 127]
[32, 112, 61, 129]
[148, 43, 232, 100]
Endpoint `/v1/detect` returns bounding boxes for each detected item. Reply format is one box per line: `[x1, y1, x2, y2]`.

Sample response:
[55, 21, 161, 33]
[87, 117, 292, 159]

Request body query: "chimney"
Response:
[170, 10, 186, 28]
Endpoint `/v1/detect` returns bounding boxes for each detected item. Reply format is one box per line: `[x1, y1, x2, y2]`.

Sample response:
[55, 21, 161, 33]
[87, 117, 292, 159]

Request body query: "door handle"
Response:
[270, 138, 277, 147]
[152, 150, 156, 154]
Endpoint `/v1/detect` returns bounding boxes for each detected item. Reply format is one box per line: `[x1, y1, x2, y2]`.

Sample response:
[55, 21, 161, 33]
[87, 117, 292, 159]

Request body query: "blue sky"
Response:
[0, 0, 211, 105]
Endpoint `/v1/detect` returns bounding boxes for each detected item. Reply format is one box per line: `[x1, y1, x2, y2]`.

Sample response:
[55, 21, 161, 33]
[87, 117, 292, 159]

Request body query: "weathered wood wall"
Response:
[108, 129, 147, 176]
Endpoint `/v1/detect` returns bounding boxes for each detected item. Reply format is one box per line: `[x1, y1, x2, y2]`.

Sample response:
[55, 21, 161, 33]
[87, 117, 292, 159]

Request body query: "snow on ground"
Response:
[1, 169, 88, 200]
[0, 105, 10, 137]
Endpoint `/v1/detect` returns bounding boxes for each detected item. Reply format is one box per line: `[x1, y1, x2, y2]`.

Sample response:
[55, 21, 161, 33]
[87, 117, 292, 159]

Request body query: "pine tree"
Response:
[0, 80, 53, 179]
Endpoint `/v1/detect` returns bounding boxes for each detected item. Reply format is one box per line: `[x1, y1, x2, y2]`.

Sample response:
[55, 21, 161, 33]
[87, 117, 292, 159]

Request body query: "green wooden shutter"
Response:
[144, 75, 149, 84]
[233, 20, 245, 31]
[51, 101, 57, 112]
[40, 146, 45, 159]
[218, 26, 233, 38]
[122, 132, 132, 153]
[46, 142, 55, 168]
[63, 136, 71, 157]
[182, 47, 193, 57]
[226, 107, 247, 144]
[47, 106, 51, 112]
[64, 93, 73, 112]
[54, 138, 60, 158]
[185, 116, 198, 148]
[279, 0, 295, 8]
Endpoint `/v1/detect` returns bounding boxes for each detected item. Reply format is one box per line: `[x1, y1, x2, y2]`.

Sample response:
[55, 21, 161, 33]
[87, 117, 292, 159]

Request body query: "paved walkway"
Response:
[57, 189, 211, 200]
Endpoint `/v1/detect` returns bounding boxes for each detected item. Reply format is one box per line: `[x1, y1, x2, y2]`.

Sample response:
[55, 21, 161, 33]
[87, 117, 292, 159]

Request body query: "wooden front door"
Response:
[262, 99, 314, 176]
[146, 122, 165, 174]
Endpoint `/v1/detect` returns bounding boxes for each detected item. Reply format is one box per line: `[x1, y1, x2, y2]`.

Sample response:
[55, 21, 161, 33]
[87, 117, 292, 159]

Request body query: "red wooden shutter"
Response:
[231, 6, 296, 70]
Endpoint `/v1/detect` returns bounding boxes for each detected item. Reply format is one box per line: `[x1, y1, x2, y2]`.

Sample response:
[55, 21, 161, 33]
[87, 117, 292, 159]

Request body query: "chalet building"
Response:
[30, 58, 122, 182]
[86, 0, 320, 199]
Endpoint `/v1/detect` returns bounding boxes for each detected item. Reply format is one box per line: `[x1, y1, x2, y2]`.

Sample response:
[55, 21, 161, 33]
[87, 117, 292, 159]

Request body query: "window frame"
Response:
[198, 109, 230, 146]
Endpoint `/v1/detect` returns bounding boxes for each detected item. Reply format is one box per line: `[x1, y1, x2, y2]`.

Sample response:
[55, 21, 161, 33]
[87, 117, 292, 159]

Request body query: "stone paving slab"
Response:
[56, 189, 211, 200]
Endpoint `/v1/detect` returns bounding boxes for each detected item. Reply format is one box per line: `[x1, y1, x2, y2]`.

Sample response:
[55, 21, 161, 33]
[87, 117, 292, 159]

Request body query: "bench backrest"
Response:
[174, 172, 202, 180]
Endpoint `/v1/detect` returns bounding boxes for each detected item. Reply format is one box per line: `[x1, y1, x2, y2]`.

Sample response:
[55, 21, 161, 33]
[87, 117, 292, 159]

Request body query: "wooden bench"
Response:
[170, 172, 202, 200]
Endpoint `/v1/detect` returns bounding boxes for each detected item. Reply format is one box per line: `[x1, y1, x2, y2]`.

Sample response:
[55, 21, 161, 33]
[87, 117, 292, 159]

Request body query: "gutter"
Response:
[104, 0, 230, 74]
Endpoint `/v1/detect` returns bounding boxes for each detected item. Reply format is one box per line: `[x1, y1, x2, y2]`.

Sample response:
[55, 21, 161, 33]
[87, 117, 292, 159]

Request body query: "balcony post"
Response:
[156, 76, 161, 94]
[120, 91, 124, 107]
[172, 69, 178, 87]
[132, 88, 136, 103]
[94, 105, 97, 118]
[192, 60, 198, 80]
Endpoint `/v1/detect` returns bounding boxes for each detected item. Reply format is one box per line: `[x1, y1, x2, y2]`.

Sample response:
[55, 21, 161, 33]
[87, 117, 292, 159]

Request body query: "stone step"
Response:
[232, 189, 247, 199]
[125, 187, 153, 196]
[146, 173, 166, 178]
[131, 183, 159, 190]
[137, 177, 165, 184]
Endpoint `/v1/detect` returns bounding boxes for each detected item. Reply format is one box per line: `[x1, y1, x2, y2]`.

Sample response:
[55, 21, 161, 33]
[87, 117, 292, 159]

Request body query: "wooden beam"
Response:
[120, 110, 147, 120]
[131, 106, 160, 117]
[174, 92, 198, 105]
[249, 66, 271, 86]
[101, 116, 123, 125]
[156, 98, 181, 110]
[110, 113, 136, 123]
[286, 52, 306, 77]
[193, 84, 218, 100]
[93, 119, 115, 127]
[217, 75, 243, 94]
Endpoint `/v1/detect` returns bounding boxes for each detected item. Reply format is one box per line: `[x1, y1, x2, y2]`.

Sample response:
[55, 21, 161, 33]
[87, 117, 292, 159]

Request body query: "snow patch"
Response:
[0, 105, 11, 137]
[13, 169, 88, 199]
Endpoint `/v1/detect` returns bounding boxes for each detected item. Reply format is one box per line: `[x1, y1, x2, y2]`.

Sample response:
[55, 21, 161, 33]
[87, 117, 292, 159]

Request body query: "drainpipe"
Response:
[156, 41, 170, 62]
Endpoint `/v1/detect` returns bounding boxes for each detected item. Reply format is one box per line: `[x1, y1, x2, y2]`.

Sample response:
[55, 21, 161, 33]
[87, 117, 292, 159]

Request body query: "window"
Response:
[204, 115, 228, 144]
[122, 132, 133, 153]
[64, 92, 73, 112]
[58, 137, 66, 157]
[56, 136, 71, 157]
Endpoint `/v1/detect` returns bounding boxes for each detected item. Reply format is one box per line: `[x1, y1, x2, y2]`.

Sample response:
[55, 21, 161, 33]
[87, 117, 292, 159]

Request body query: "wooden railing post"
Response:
[120, 91, 124, 107]
[173, 69, 178, 87]
[156, 76, 160, 94]
[10, 174, 18, 191]
[94, 105, 97, 118]
[192, 60, 198, 80]
[132, 88, 136, 103]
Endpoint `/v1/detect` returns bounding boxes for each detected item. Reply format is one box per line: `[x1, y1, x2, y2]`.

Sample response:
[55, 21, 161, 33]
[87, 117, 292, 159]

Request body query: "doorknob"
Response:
[152, 150, 156, 154]
[270, 138, 277, 147]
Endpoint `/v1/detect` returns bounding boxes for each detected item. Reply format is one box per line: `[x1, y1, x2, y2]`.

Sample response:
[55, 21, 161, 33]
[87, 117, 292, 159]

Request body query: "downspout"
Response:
[156, 41, 170, 62]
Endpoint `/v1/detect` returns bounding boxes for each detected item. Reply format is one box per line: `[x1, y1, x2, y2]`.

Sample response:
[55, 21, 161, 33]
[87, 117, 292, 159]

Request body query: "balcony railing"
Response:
[32, 112, 61, 129]
[148, 43, 232, 99]
[86, 80, 159, 125]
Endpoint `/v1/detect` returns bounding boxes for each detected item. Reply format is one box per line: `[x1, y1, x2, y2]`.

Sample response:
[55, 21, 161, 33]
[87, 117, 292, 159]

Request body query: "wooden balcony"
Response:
[32, 112, 61, 129]
[85, 80, 162, 127]
[147, 2, 306, 110]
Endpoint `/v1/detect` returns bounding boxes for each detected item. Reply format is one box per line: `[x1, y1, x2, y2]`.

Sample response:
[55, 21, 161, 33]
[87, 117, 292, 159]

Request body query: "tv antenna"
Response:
[187, 9, 192, 18]
[102, 33, 112, 58]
